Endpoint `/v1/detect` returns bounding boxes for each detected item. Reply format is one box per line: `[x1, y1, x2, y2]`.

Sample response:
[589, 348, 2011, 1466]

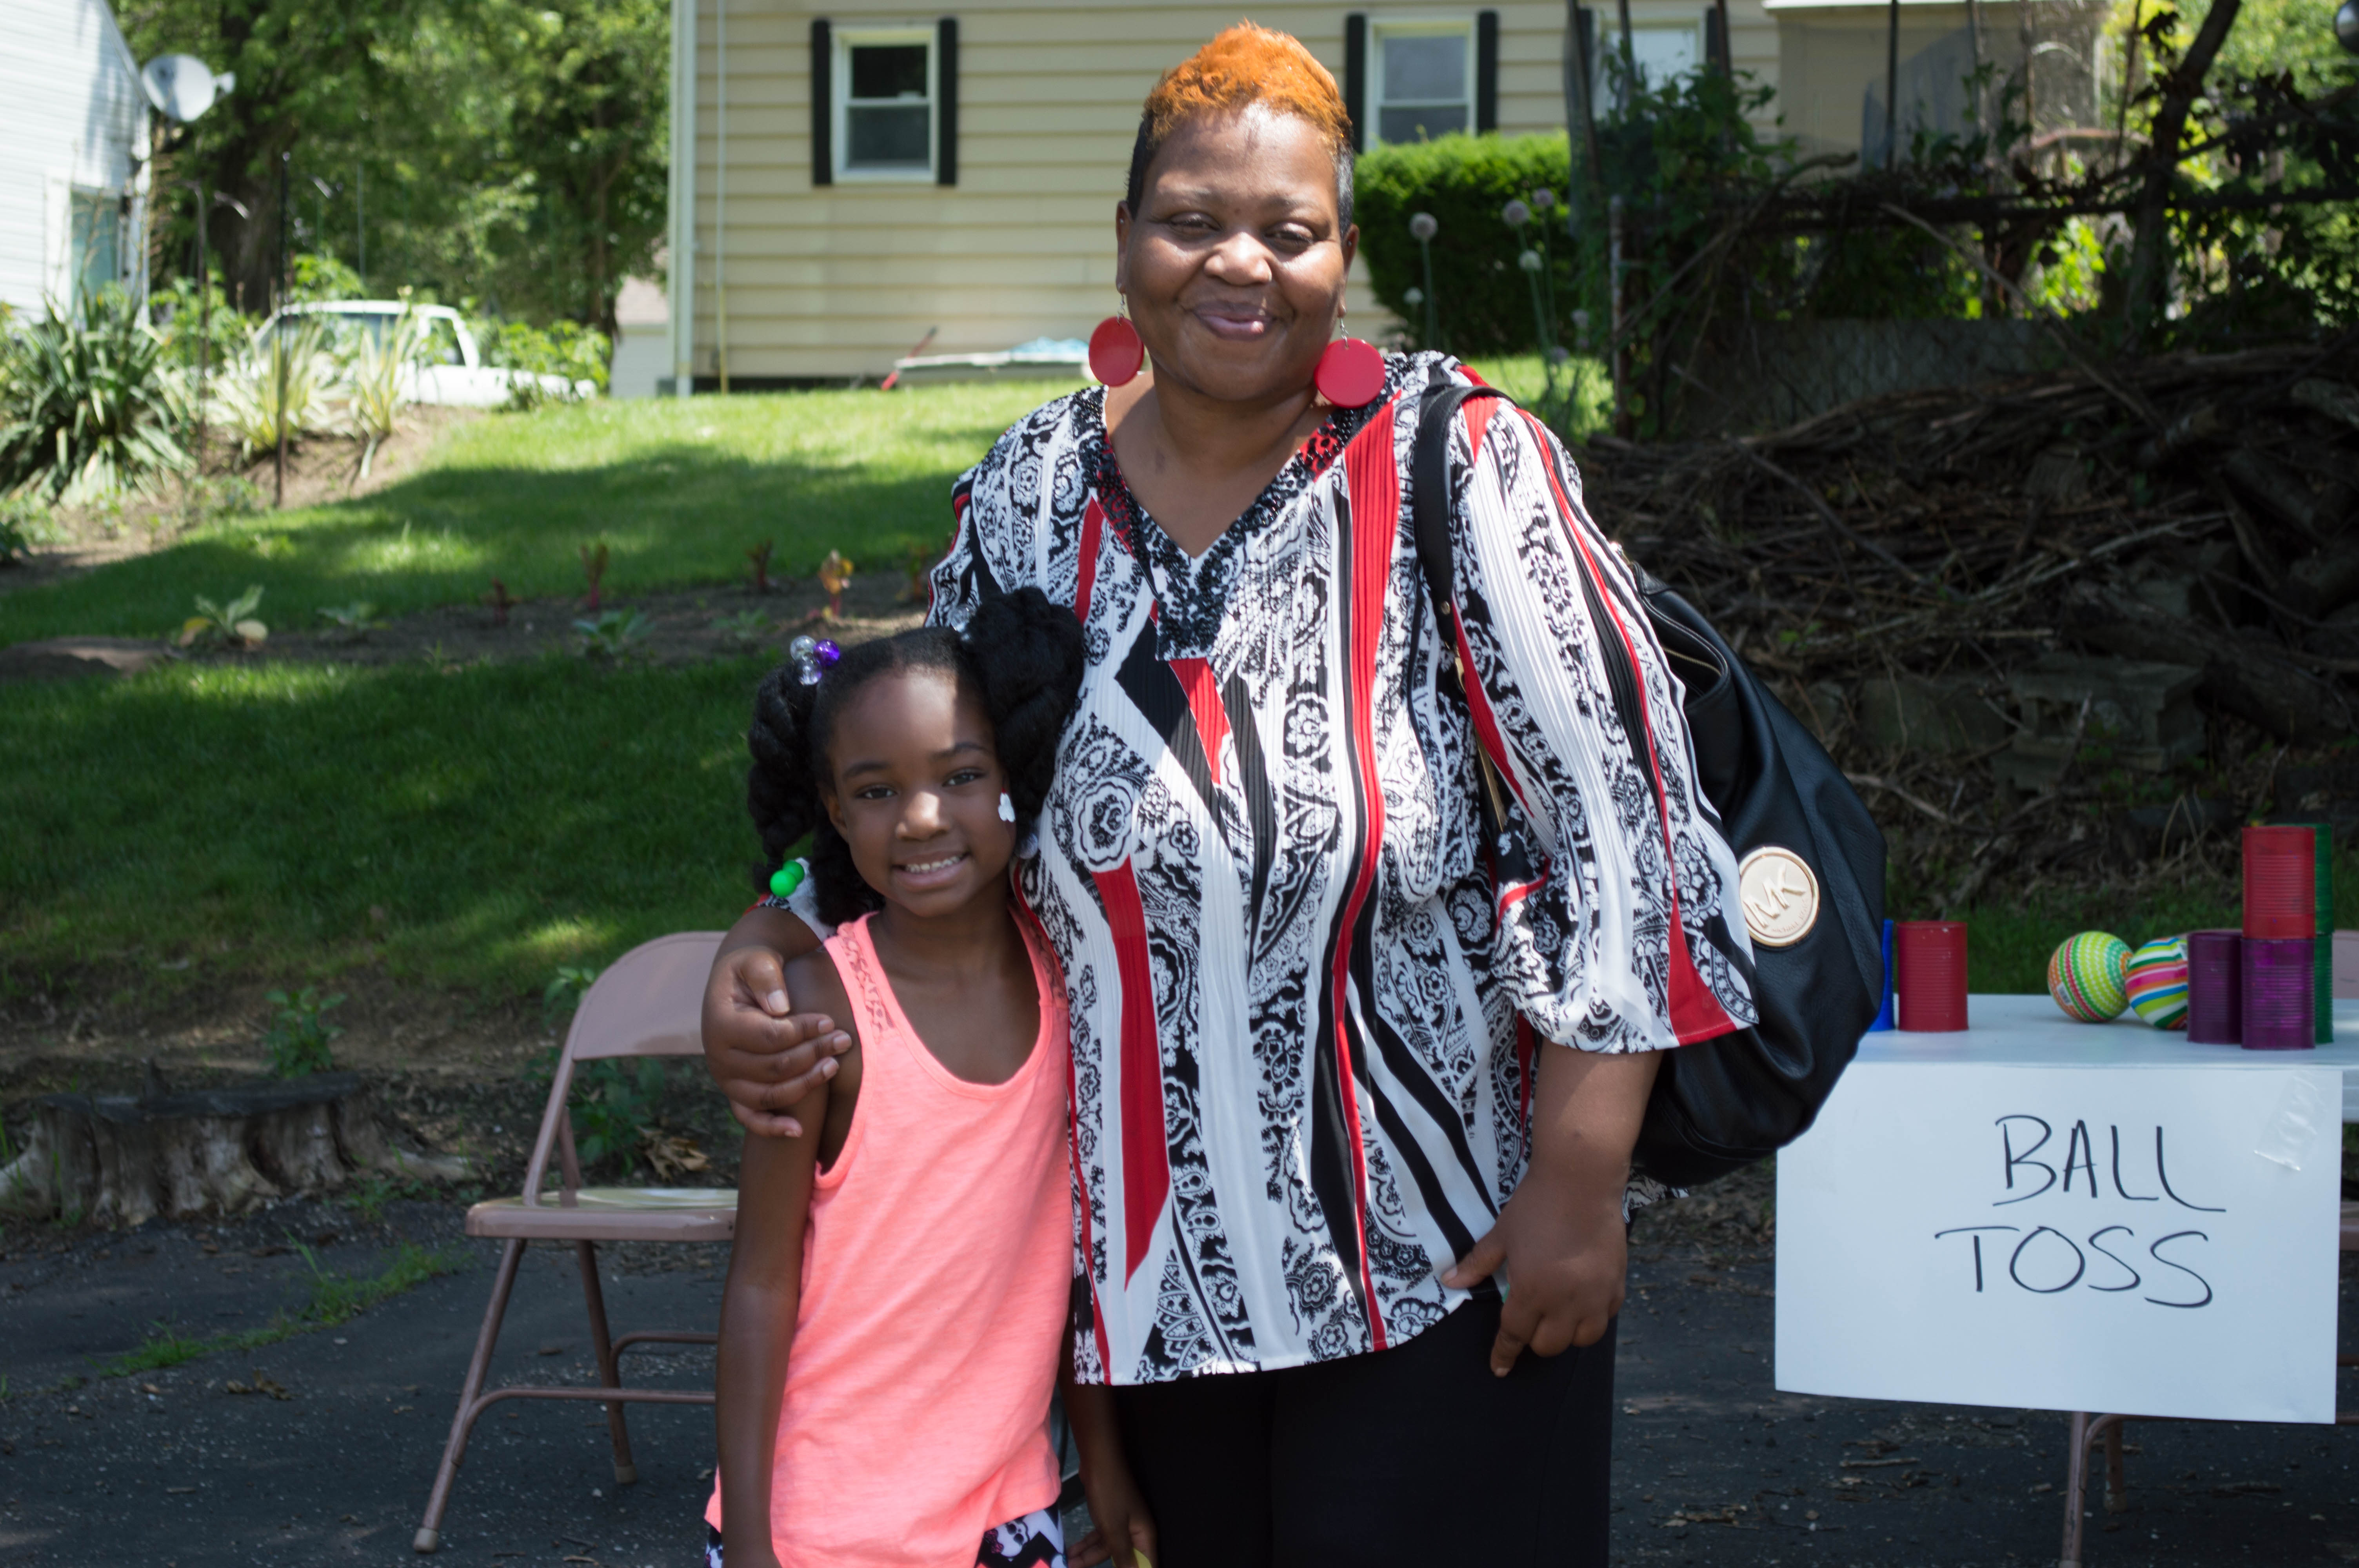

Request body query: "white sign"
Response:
[1777, 1034, 2341, 1423]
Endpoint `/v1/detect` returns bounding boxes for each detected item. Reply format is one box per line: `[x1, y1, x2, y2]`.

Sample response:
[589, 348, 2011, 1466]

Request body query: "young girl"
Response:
[709, 589, 1156, 1568]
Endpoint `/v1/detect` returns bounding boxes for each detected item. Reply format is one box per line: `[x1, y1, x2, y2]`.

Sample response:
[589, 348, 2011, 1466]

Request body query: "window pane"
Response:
[848, 103, 931, 167]
[849, 44, 928, 100]
[69, 191, 119, 304]
[1379, 103, 1467, 143]
[1628, 27, 1699, 85]
[1382, 34, 1466, 103]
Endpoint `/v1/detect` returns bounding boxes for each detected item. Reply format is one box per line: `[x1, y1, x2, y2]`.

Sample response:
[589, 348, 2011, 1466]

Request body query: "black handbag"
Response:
[1409, 378, 1886, 1187]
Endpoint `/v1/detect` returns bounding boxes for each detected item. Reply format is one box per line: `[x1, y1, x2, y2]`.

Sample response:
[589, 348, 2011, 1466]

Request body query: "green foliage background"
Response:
[124, 0, 668, 336]
[1356, 134, 1579, 357]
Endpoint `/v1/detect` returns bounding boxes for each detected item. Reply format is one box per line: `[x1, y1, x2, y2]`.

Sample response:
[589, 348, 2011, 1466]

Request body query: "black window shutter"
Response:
[1574, 5, 1597, 107]
[1703, 4, 1726, 72]
[1475, 11, 1500, 132]
[1343, 14, 1367, 154]
[936, 17, 958, 185]
[811, 19, 833, 187]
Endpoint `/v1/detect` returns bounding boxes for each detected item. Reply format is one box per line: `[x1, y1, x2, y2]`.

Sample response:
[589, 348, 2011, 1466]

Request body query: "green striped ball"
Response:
[2048, 931, 2132, 1023]
[2124, 935, 2191, 1030]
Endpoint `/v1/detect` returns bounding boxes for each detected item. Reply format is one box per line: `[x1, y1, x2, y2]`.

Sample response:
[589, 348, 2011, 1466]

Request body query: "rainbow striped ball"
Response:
[2124, 935, 2191, 1030]
[2048, 931, 2132, 1022]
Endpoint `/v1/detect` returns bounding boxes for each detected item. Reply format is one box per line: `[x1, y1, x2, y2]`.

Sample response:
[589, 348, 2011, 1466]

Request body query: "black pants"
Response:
[1111, 1298, 1617, 1567]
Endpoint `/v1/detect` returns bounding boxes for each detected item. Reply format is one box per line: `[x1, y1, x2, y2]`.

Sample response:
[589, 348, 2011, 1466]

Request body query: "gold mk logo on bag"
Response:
[1737, 847, 1819, 948]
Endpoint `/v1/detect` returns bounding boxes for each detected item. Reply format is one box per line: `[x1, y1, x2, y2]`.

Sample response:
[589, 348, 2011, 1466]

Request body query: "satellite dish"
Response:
[140, 55, 236, 123]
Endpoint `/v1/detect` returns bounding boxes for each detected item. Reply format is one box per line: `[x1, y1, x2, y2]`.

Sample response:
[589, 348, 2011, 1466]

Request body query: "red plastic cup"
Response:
[1896, 920, 1969, 1032]
[2243, 824, 2317, 939]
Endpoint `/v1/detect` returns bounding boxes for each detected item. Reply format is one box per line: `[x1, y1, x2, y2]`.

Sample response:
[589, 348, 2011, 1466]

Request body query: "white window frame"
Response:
[834, 26, 937, 184]
[1369, 19, 1476, 148]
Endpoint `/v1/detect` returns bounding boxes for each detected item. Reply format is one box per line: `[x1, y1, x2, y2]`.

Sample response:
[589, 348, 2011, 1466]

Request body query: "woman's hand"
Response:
[702, 909, 849, 1138]
[1440, 1165, 1629, 1376]
[1441, 1046, 1660, 1376]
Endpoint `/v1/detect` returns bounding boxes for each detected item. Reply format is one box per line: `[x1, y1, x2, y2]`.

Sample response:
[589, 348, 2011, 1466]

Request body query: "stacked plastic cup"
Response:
[2241, 825, 2317, 1050]
[1896, 920, 1968, 1032]
[2242, 936, 2316, 1050]
[2271, 820, 2336, 1044]
[2185, 930, 2243, 1044]
[2243, 825, 2317, 937]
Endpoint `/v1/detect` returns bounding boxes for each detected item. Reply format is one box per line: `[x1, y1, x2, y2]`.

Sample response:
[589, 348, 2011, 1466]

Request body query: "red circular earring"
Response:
[1089, 314, 1144, 387]
[1314, 330, 1387, 408]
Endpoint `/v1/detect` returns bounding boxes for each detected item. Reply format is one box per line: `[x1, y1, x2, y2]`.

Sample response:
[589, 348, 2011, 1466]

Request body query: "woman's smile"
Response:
[1190, 301, 1277, 340]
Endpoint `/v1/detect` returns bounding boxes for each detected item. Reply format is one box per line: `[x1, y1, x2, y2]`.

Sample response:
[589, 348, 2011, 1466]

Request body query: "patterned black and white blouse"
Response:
[923, 352, 1756, 1387]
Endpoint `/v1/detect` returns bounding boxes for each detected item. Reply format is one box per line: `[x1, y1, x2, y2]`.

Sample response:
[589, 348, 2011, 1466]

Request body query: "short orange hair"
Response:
[1125, 24, 1355, 224]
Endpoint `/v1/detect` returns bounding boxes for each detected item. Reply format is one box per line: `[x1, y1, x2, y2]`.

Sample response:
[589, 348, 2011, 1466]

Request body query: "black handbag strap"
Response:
[1407, 375, 1667, 824]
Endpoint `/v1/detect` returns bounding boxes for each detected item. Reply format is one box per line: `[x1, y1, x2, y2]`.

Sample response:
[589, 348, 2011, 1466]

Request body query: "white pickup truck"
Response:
[251, 301, 596, 407]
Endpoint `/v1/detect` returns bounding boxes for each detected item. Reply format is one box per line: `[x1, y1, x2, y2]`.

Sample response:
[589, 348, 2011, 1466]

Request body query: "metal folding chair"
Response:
[414, 931, 736, 1554]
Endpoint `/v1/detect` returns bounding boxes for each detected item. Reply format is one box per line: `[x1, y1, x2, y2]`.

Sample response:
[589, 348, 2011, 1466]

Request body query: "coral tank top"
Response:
[706, 913, 1071, 1566]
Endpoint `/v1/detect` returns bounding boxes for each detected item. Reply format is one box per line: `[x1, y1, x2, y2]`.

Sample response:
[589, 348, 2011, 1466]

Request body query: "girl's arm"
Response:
[1059, 1353, 1156, 1568]
[714, 1063, 828, 1568]
[702, 903, 851, 1138]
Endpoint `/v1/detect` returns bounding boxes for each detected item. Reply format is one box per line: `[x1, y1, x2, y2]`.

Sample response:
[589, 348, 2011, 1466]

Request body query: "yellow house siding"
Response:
[683, 0, 1781, 381]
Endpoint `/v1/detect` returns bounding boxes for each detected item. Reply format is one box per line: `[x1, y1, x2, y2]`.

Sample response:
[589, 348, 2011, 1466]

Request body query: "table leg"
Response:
[2060, 1411, 2091, 1568]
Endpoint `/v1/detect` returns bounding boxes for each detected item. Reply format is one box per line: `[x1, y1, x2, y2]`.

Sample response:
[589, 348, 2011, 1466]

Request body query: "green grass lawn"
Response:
[0, 381, 1074, 648]
[0, 654, 769, 993]
[2, 381, 2345, 1008]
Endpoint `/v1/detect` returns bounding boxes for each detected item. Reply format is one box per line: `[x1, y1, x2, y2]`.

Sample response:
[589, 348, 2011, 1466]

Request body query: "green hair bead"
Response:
[769, 861, 806, 900]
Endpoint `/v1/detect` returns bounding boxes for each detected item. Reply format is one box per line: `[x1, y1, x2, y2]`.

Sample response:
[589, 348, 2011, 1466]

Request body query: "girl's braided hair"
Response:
[746, 587, 1086, 927]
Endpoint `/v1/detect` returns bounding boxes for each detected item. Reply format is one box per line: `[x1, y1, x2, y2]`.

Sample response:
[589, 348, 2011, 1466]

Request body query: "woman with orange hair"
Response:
[704, 24, 1754, 1565]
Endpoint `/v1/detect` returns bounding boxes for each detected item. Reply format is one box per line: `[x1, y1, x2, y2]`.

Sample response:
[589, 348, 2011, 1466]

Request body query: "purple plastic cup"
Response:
[2186, 929, 2241, 1045]
[2241, 936, 2316, 1051]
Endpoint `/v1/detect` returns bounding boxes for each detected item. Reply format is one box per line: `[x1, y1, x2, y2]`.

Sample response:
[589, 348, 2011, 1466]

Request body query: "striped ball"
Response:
[2048, 931, 2132, 1023]
[2124, 935, 2191, 1030]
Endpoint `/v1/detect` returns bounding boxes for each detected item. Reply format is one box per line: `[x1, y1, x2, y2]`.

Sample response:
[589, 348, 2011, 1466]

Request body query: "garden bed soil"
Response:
[0, 556, 927, 682]
[214, 566, 929, 673]
[0, 407, 482, 598]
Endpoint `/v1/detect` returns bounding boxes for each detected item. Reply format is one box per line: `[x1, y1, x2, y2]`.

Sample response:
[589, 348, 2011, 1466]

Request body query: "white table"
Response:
[1774, 995, 2359, 1566]
[1828, 993, 2359, 1112]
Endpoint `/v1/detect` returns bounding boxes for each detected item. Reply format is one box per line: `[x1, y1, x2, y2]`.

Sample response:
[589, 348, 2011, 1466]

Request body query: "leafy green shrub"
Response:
[347, 308, 427, 477]
[291, 252, 369, 303]
[542, 963, 601, 1022]
[178, 584, 269, 649]
[573, 1058, 665, 1171]
[169, 474, 265, 531]
[212, 316, 336, 459]
[149, 276, 260, 377]
[0, 287, 189, 503]
[0, 495, 56, 563]
[316, 601, 388, 638]
[574, 607, 652, 658]
[263, 986, 345, 1077]
[478, 317, 609, 395]
[1356, 133, 1576, 356]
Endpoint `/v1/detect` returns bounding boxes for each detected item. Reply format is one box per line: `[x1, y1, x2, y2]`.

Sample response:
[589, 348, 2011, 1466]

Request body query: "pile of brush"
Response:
[1578, 338, 2359, 907]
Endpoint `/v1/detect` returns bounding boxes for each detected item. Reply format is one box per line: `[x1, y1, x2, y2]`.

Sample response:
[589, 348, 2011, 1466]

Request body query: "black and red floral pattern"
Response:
[931, 354, 1757, 1387]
